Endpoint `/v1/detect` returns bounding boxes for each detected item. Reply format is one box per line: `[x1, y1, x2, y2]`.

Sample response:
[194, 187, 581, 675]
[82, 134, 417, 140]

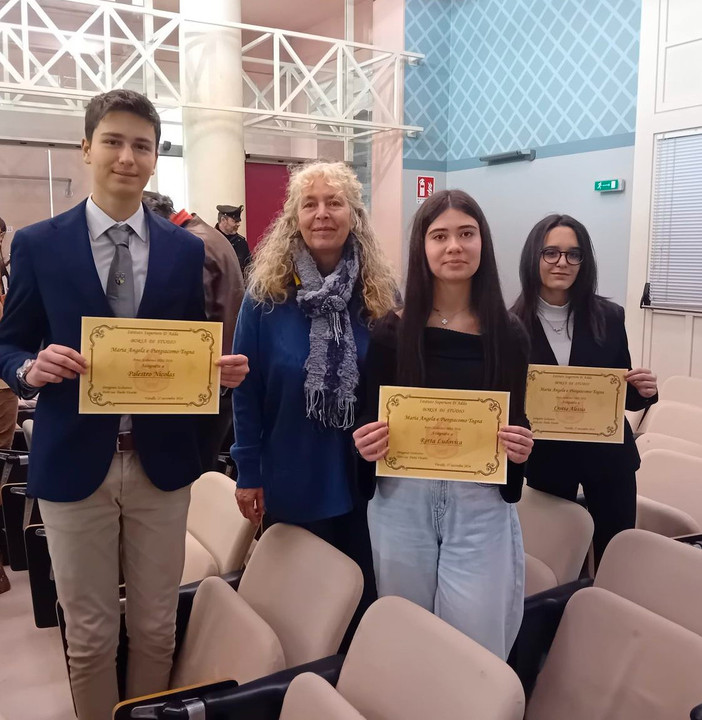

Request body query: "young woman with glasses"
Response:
[512, 214, 658, 563]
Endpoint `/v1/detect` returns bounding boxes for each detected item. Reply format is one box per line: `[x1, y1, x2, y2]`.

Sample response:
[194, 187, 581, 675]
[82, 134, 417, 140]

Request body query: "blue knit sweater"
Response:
[231, 291, 370, 523]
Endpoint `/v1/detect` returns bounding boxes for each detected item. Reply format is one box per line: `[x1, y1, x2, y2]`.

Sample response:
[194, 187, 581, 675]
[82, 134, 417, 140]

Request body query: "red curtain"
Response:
[244, 163, 290, 251]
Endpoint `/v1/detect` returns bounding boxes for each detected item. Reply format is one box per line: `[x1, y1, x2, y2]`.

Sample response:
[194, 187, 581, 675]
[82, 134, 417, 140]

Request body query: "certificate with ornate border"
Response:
[376, 385, 509, 484]
[526, 364, 627, 443]
[79, 317, 222, 415]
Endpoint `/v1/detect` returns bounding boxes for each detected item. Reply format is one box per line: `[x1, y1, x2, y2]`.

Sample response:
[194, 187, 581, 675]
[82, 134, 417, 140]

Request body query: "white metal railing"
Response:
[0, 0, 423, 140]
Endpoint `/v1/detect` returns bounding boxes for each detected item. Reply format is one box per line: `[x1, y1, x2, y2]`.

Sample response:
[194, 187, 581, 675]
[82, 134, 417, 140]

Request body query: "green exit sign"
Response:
[594, 179, 625, 192]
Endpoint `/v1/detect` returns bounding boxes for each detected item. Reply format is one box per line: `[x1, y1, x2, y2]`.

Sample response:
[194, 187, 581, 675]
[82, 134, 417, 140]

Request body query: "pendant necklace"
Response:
[542, 316, 568, 335]
[432, 307, 469, 326]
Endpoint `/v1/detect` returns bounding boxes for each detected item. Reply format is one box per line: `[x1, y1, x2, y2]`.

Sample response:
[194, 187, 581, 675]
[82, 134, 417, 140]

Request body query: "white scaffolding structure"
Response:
[0, 0, 423, 144]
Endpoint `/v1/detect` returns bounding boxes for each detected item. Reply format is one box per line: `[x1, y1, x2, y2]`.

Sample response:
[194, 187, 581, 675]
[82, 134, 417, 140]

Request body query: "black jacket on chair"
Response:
[525, 300, 657, 487]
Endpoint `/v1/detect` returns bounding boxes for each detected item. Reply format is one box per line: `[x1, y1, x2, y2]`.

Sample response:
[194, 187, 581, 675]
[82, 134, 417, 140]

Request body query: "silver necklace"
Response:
[541, 316, 568, 335]
[432, 307, 469, 326]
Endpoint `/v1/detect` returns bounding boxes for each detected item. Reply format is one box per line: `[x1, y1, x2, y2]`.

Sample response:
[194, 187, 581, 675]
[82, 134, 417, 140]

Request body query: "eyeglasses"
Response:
[541, 247, 583, 265]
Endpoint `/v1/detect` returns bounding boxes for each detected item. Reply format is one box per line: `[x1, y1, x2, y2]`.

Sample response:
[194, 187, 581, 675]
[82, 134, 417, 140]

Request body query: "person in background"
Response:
[231, 161, 399, 638]
[353, 190, 532, 660]
[143, 191, 245, 469]
[0, 215, 17, 594]
[0, 89, 249, 720]
[512, 214, 658, 564]
[215, 204, 251, 276]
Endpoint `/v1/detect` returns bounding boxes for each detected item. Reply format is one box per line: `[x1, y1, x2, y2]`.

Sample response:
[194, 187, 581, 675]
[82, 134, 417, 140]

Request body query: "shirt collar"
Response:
[86, 195, 148, 243]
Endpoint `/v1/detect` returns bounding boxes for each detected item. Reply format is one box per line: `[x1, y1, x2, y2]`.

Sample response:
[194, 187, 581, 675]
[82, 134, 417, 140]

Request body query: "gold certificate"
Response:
[526, 364, 627, 443]
[376, 385, 510, 484]
[79, 317, 222, 415]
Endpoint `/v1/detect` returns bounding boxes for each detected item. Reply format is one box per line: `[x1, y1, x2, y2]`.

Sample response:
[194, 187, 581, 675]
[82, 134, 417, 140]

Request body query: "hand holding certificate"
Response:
[526, 364, 627, 443]
[374, 385, 510, 484]
[79, 317, 223, 414]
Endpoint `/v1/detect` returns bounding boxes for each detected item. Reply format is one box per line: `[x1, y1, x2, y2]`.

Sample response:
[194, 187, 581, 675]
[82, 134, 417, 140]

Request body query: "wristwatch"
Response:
[16, 358, 39, 398]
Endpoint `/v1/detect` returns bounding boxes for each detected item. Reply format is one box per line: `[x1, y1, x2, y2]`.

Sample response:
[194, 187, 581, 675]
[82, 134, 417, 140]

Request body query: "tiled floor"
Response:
[0, 567, 75, 720]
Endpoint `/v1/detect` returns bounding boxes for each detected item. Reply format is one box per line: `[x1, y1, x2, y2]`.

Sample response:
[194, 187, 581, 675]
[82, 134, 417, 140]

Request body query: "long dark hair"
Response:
[397, 189, 521, 389]
[512, 214, 605, 343]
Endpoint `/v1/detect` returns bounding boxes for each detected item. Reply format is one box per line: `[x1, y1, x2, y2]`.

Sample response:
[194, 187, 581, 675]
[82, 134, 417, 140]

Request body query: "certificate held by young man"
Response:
[377, 385, 510, 484]
[79, 316, 222, 414]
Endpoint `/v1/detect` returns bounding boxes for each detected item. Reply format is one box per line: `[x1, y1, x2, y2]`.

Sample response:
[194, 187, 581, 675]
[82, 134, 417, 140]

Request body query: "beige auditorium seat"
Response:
[281, 596, 524, 720]
[526, 587, 702, 720]
[661, 375, 702, 409]
[595, 529, 702, 637]
[237, 523, 363, 668]
[644, 401, 702, 445]
[635, 449, 702, 537]
[22, 418, 33, 449]
[171, 524, 363, 688]
[636, 431, 702, 459]
[181, 471, 258, 585]
[171, 575, 285, 687]
[280, 673, 366, 720]
[517, 486, 594, 595]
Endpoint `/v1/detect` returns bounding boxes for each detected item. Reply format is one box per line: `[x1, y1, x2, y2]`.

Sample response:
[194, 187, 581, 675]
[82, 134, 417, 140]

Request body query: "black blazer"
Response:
[525, 300, 657, 485]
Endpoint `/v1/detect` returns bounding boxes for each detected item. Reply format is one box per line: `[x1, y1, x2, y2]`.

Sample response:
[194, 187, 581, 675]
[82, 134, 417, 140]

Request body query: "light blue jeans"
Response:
[368, 477, 525, 660]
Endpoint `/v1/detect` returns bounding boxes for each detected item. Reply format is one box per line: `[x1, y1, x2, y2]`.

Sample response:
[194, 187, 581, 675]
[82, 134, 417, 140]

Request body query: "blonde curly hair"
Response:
[247, 161, 398, 320]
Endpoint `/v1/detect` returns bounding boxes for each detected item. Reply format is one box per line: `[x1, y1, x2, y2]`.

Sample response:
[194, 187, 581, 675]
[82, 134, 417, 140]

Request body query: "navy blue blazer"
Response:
[0, 200, 207, 501]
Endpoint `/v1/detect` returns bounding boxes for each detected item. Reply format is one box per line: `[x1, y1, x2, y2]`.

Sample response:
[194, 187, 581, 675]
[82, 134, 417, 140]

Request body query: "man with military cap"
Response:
[215, 204, 251, 276]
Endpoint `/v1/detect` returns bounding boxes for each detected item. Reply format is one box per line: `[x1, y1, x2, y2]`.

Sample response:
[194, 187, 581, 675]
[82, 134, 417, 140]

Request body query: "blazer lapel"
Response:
[568, 313, 594, 366]
[51, 200, 113, 317]
[532, 319, 559, 366]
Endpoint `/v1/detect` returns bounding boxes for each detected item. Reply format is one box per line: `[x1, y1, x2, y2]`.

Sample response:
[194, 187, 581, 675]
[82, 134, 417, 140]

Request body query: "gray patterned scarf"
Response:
[294, 235, 361, 429]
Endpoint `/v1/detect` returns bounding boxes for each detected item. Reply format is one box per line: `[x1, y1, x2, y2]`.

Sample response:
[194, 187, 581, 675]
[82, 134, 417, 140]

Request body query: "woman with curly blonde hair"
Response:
[231, 161, 398, 636]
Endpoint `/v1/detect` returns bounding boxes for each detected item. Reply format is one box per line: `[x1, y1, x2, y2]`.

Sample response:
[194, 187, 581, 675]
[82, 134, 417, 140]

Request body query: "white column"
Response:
[370, 0, 405, 276]
[181, 0, 246, 232]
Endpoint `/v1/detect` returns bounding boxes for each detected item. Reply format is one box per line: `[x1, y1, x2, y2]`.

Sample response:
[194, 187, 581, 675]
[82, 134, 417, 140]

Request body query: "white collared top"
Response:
[85, 195, 150, 310]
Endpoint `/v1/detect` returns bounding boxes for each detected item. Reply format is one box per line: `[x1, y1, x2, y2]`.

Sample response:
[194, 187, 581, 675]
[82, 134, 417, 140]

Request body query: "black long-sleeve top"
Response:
[358, 312, 530, 503]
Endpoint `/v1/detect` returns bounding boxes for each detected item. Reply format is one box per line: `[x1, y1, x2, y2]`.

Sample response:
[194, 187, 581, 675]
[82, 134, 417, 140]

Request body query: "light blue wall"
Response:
[403, 0, 451, 170]
[404, 0, 641, 170]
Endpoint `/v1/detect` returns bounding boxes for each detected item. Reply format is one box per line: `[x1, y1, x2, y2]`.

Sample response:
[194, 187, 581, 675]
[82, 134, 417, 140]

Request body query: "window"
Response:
[647, 128, 702, 311]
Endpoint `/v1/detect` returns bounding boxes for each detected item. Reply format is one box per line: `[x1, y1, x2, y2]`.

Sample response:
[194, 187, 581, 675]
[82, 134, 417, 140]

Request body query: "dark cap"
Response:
[216, 204, 243, 220]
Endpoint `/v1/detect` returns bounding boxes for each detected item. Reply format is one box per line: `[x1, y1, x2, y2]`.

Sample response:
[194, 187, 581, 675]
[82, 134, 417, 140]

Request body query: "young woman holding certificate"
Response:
[353, 190, 533, 660]
[512, 214, 658, 563]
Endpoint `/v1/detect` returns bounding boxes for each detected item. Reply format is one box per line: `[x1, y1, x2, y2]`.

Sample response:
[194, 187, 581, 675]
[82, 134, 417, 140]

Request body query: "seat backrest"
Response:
[517, 486, 593, 588]
[636, 449, 702, 526]
[646, 401, 702, 445]
[661, 375, 702, 409]
[237, 524, 363, 667]
[636, 494, 701, 537]
[523, 554, 559, 596]
[171, 576, 285, 689]
[526, 587, 702, 720]
[181, 531, 219, 585]
[337, 596, 525, 720]
[186, 472, 257, 574]
[22, 419, 33, 450]
[636, 432, 702, 460]
[596, 529, 702, 636]
[280, 673, 366, 720]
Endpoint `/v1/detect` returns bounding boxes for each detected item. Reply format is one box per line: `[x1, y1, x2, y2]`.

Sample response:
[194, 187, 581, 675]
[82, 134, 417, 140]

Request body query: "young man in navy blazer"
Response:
[0, 90, 248, 720]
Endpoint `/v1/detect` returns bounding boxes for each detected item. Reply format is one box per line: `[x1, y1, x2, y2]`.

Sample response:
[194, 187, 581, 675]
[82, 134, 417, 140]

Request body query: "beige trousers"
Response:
[39, 451, 191, 720]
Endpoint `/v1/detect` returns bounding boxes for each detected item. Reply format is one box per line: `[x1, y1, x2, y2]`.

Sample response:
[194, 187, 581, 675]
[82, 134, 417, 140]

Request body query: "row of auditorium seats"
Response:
[4, 376, 701, 717]
[114, 528, 702, 720]
[631, 375, 702, 536]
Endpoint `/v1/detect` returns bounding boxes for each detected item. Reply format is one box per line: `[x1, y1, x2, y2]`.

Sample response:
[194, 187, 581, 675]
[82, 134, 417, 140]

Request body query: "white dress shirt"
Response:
[85, 196, 150, 308]
[537, 296, 573, 366]
[85, 196, 150, 433]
